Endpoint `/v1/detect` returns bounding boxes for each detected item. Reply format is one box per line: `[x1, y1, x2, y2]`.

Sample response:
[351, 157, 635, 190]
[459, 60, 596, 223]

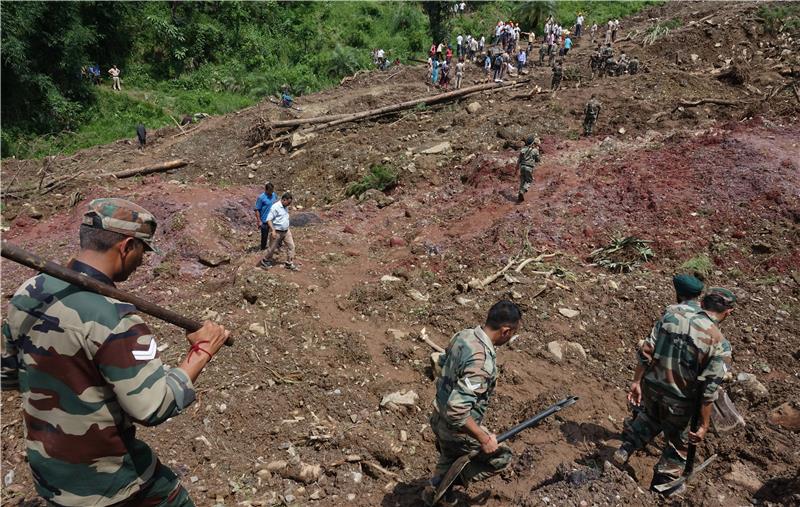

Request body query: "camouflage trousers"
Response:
[551, 76, 562, 90]
[583, 115, 597, 135]
[620, 384, 694, 487]
[45, 463, 194, 507]
[519, 166, 534, 195]
[429, 411, 512, 484]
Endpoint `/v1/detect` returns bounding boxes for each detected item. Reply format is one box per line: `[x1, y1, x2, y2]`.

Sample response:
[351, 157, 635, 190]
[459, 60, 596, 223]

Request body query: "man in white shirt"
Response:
[456, 34, 463, 57]
[576, 14, 584, 37]
[259, 192, 298, 271]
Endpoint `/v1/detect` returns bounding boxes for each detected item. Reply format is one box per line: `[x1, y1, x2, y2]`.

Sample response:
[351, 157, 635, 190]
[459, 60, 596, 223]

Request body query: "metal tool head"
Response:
[652, 454, 717, 493]
[431, 451, 477, 505]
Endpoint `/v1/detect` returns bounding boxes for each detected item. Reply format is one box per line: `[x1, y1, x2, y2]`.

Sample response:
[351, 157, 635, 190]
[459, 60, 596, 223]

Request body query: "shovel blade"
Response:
[652, 454, 717, 493]
[432, 452, 475, 505]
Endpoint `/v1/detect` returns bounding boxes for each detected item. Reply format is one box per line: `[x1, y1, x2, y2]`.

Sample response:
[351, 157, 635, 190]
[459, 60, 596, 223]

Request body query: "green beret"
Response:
[708, 287, 737, 306]
[673, 274, 704, 298]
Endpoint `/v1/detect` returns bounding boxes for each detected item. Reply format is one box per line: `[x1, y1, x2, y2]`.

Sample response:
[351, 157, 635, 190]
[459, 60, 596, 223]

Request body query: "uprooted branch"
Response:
[467, 253, 560, 290]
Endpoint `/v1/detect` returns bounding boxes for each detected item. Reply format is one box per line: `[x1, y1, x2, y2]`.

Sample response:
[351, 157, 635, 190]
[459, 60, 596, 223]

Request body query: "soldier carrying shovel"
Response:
[613, 283, 737, 495]
[422, 301, 521, 506]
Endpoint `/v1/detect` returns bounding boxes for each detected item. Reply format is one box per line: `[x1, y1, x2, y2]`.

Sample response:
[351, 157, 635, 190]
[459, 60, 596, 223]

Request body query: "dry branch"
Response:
[514, 253, 558, 273]
[419, 327, 445, 353]
[468, 257, 516, 290]
[169, 115, 185, 133]
[103, 159, 188, 179]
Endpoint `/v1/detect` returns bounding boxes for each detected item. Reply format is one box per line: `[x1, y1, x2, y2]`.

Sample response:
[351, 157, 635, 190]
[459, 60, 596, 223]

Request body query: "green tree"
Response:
[422, 1, 452, 44]
[514, 0, 556, 32]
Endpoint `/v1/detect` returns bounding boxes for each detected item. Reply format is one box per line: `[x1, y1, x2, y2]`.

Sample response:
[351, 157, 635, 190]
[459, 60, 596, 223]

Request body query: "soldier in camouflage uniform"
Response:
[613, 285, 736, 495]
[583, 94, 602, 136]
[1, 198, 230, 507]
[550, 61, 563, 90]
[423, 301, 522, 506]
[516, 136, 541, 203]
[627, 56, 639, 75]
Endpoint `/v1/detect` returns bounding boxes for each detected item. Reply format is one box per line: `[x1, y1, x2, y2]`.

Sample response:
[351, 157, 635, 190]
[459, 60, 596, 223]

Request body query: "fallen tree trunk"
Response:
[104, 159, 188, 179]
[249, 79, 530, 153]
[269, 112, 352, 129]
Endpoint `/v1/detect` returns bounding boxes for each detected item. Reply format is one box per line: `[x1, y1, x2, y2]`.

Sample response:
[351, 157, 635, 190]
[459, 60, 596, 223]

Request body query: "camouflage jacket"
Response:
[433, 326, 498, 430]
[518, 146, 541, 170]
[1, 260, 195, 506]
[637, 300, 726, 403]
[584, 99, 601, 118]
[552, 65, 563, 78]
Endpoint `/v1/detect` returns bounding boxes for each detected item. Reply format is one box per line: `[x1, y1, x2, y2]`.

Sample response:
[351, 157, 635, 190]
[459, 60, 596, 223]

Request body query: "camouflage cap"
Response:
[673, 274, 704, 297]
[707, 287, 737, 306]
[82, 198, 160, 253]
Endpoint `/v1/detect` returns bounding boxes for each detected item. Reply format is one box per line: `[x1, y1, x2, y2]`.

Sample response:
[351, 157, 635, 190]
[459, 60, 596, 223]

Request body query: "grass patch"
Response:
[643, 18, 681, 45]
[346, 164, 398, 197]
[679, 254, 713, 278]
[758, 4, 800, 34]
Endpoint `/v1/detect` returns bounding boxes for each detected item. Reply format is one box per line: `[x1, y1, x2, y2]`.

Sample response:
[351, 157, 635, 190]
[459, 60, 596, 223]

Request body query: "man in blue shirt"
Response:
[254, 182, 279, 250]
[259, 192, 298, 271]
[564, 36, 573, 55]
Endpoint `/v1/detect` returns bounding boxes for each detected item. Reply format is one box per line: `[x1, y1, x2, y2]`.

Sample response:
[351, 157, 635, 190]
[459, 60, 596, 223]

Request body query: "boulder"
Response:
[381, 275, 403, 283]
[249, 323, 267, 336]
[416, 141, 452, 155]
[723, 462, 763, 494]
[290, 132, 317, 149]
[558, 308, 580, 319]
[359, 188, 394, 208]
[197, 251, 230, 267]
[380, 390, 419, 412]
[768, 402, 800, 431]
[407, 289, 429, 302]
[735, 372, 769, 402]
[546, 340, 587, 362]
[466, 102, 481, 114]
[546, 341, 564, 362]
[290, 212, 323, 227]
[389, 237, 406, 248]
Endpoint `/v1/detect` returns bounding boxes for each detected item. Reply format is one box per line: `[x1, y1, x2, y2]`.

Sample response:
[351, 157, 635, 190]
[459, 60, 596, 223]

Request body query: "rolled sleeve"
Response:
[444, 357, 489, 428]
[93, 314, 195, 426]
[699, 344, 726, 402]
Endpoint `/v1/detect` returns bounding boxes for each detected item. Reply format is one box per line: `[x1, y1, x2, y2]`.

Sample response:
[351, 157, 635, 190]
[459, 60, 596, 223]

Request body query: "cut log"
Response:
[673, 98, 738, 112]
[104, 159, 188, 179]
[249, 79, 530, 153]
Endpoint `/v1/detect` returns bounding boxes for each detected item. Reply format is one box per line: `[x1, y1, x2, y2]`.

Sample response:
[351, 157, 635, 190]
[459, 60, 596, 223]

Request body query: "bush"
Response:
[346, 165, 398, 197]
[679, 254, 713, 278]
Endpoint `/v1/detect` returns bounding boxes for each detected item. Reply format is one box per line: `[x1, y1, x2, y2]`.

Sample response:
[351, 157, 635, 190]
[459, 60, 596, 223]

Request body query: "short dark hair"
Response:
[282, 192, 293, 200]
[79, 224, 129, 252]
[702, 293, 734, 313]
[265, 182, 274, 192]
[485, 300, 522, 330]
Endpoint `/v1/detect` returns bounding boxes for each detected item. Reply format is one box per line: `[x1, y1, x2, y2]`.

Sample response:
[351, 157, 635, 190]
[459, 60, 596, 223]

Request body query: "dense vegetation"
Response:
[1, 1, 656, 159]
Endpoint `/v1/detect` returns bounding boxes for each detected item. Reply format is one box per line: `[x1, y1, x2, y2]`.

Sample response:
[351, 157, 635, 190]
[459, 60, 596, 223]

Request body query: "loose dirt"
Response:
[2, 2, 799, 506]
